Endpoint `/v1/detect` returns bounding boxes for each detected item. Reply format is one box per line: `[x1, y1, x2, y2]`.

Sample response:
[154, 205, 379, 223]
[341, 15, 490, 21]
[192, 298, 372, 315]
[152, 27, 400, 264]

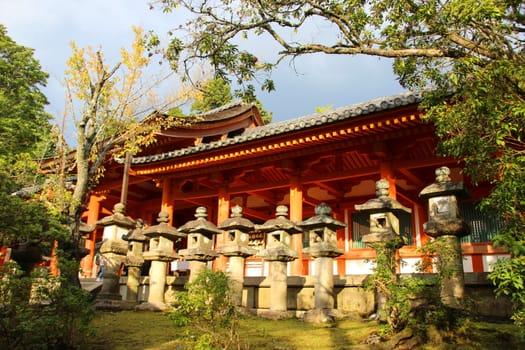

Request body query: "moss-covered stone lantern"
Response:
[178, 206, 222, 282]
[298, 203, 345, 321]
[257, 205, 302, 315]
[122, 219, 147, 304]
[419, 166, 470, 309]
[141, 211, 185, 310]
[354, 179, 411, 246]
[354, 179, 411, 316]
[217, 205, 257, 306]
[95, 203, 135, 307]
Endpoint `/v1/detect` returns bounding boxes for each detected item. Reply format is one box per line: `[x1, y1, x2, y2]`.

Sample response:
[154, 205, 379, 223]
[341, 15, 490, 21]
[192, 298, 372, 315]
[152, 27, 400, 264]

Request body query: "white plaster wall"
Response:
[345, 259, 375, 275]
[462, 255, 473, 273]
[306, 259, 339, 276]
[245, 261, 264, 276]
[171, 261, 189, 272]
[264, 261, 270, 276]
[483, 254, 511, 272]
[431, 256, 473, 273]
[399, 258, 422, 273]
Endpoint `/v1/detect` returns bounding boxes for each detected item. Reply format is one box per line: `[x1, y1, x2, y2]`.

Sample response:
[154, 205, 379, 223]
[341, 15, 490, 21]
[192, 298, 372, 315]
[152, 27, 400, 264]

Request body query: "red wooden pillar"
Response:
[289, 176, 306, 276]
[49, 240, 60, 276]
[380, 160, 396, 199]
[214, 186, 230, 272]
[80, 195, 102, 277]
[334, 210, 346, 275]
[0, 246, 11, 267]
[161, 178, 174, 225]
[416, 202, 433, 272]
[471, 254, 484, 272]
[381, 160, 404, 273]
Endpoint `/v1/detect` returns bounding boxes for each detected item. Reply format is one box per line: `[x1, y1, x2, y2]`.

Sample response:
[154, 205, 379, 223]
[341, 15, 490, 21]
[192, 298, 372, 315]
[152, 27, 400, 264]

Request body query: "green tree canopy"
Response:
[0, 25, 67, 248]
[154, 0, 525, 324]
[0, 24, 52, 160]
[191, 76, 232, 113]
[191, 76, 273, 123]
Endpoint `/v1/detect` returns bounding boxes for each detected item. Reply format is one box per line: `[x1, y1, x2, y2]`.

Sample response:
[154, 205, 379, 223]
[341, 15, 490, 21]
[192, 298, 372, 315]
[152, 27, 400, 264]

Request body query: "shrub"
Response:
[367, 239, 466, 338]
[167, 269, 246, 350]
[488, 255, 525, 329]
[0, 261, 94, 349]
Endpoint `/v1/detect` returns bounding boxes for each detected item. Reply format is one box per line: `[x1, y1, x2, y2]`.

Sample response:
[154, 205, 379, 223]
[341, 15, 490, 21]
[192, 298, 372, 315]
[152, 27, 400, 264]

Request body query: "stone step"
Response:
[80, 278, 103, 293]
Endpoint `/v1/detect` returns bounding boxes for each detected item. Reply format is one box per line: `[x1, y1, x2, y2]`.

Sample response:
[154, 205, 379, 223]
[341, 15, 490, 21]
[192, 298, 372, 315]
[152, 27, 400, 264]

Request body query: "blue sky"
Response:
[0, 0, 405, 127]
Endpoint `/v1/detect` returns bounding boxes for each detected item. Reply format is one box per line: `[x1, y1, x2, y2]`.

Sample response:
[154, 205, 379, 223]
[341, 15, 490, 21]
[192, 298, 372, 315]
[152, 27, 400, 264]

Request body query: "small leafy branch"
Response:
[488, 255, 525, 328]
[167, 269, 247, 350]
[366, 238, 462, 338]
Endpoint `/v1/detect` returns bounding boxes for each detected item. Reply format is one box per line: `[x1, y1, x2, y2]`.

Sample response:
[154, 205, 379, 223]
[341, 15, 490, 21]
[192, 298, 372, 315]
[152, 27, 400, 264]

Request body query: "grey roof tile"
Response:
[125, 91, 420, 165]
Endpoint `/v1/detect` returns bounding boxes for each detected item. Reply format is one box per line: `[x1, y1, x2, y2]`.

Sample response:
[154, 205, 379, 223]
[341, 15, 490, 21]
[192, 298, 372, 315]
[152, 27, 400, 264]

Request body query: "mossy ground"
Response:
[80, 311, 524, 350]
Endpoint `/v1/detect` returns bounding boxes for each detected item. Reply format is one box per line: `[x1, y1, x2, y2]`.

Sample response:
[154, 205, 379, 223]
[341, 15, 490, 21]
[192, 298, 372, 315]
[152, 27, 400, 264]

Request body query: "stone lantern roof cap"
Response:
[218, 205, 255, 231]
[419, 166, 470, 199]
[178, 206, 223, 236]
[354, 197, 412, 214]
[123, 219, 148, 242]
[96, 203, 135, 229]
[255, 205, 303, 234]
[143, 211, 185, 239]
[298, 203, 347, 230]
[79, 221, 95, 234]
[355, 179, 411, 214]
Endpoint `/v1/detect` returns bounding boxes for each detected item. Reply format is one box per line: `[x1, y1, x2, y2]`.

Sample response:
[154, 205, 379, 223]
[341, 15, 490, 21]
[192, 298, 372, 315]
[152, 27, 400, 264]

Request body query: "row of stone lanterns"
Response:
[93, 200, 345, 314]
[93, 166, 469, 316]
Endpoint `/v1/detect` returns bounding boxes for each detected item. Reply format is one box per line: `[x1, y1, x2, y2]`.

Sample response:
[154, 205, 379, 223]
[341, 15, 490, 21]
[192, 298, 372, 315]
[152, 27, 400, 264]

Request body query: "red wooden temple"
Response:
[79, 92, 507, 278]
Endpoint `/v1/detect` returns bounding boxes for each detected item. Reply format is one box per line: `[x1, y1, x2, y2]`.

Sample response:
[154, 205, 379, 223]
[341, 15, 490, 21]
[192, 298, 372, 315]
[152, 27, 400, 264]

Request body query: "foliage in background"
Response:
[168, 269, 246, 350]
[153, 0, 525, 324]
[0, 25, 69, 251]
[0, 260, 95, 350]
[190, 76, 272, 124]
[38, 26, 195, 279]
[0, 24, 53, 162]
[0, 178, 69, 250]
[423, 56, 525, 326]
[190, 76, 233, 113]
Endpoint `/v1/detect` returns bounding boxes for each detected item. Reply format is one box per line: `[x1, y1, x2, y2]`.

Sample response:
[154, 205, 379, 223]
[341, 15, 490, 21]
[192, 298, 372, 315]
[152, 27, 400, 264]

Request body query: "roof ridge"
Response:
[191, 100, 251, 118]
[124, 91, 420, 165]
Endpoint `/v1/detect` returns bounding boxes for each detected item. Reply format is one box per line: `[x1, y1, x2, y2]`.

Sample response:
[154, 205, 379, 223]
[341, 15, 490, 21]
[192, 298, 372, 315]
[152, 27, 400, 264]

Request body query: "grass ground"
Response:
[80, 311, 524, 350]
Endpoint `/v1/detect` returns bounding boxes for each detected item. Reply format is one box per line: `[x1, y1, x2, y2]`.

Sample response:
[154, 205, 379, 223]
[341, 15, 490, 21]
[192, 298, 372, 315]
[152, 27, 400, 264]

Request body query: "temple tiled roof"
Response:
[172, 100, 258, 126]
[192, 100, 250, 120]
[127, 91, 420, 165]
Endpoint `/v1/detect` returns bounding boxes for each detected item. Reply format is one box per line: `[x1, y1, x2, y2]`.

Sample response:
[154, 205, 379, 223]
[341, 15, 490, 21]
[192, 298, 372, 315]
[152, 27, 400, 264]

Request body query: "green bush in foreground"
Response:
[167, 269, 246, 350]
[0, 261, 95, 350]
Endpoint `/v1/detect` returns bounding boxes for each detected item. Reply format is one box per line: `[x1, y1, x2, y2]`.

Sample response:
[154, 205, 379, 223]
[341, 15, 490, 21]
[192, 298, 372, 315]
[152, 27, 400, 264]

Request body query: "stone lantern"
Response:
[98, 203, 135, 241]
[419, 166, 470, 308]
[217, 205, 257, 307]
[298, 203, 345, 321]
[141, 211, 185, 310]
[122, 219, 147, 304]
[178, 206, 222, 282]
[257, 205, 302, 316]
[95, 203, 135, 307]
[355, 179, 411, 315]
[355, 180, 411, 247]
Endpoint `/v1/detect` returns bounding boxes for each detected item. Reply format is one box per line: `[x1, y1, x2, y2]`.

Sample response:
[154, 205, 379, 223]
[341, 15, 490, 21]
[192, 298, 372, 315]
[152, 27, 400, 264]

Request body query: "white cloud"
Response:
[0, 0, 404, 124]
